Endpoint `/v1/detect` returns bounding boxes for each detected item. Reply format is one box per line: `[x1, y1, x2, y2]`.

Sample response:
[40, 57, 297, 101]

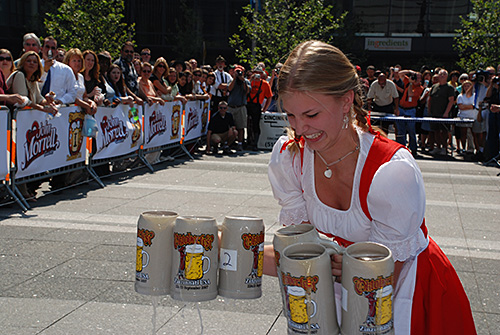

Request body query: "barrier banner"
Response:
[15, 106, 87, 179]
[182, 100, 210, 142]
[257, 112, 289, 150]
[143, 101, 182, 149]
[93, 104, 143, 160]
[0, 108, 9, 180]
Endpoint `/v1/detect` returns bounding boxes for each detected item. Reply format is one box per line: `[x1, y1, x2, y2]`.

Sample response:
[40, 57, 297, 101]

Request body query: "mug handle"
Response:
[319, 238, 345, 255]
[141, 250, 149, 268]
[202, 255, 211, 274]
[308, 299, 317, 318]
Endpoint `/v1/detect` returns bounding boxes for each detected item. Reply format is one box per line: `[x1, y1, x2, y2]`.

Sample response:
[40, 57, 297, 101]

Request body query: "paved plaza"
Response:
[0, 148, 499, 334]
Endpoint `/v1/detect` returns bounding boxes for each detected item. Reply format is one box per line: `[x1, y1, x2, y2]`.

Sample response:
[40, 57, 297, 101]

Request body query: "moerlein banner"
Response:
[15, 106, 87, 179]
[182, 100, 210, 143]
[143, 101, 182, 149]
[93, 104, 143, 160]
[0, 108, 9, 180]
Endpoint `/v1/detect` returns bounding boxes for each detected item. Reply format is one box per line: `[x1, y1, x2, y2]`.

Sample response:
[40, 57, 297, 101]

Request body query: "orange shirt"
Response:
[248, 79, 272, 105]
[399, 76, 423, 109]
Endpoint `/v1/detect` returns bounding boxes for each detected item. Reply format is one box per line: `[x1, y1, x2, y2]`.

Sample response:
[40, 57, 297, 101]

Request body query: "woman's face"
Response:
[141, 66, 152, 79]
[178, 76, 186, 86]
[155, 63, 166, 75]
[201, 73, 207, 83]
[283, 91, 351, 153]
[187, 74, 193, 83]
[167, 71, 177, 83]
[84, 53, 95, 72]
[462, 82, 472, 92]
[69, 55, 83, 74]
[207, 76, 215, 85]
[24, 55, 39, 74]
[133, 61, 141, 74]
[109, 68, 122, 84]
[0, 53, 12, 71]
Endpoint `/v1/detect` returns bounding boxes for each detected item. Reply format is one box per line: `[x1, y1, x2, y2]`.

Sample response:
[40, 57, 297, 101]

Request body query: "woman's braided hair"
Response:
[277, 40, 372, 153]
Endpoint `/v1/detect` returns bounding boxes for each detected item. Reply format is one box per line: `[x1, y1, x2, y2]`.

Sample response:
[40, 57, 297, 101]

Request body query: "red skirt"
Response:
[411, 237, 477, 334]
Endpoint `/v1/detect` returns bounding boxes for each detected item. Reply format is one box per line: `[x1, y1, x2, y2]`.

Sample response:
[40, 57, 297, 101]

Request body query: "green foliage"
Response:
[172, 0, 204, 60]
[229, 0, 347, 68]
[454, 0, 500, 71]
[44, 0, 135, 59]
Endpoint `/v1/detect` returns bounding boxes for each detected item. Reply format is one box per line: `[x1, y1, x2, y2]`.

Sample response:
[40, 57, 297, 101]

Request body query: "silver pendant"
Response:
[324, 168, 332, 179]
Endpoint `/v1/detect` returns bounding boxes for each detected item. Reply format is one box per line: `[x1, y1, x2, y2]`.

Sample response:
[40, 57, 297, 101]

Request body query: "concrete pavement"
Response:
[0, 148, 499, 334]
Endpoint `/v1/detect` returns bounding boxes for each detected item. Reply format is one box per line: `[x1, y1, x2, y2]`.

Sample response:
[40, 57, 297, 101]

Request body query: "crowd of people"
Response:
[1, 32, 500, 200]
[359, 63, 500, 163]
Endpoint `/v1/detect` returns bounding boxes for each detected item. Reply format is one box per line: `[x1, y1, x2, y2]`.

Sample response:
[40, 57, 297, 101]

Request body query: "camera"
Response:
[236, 69, 243, 77]
[275, 67, 280, 75]
[492, 76, 500, 84]
[474, 69, 489, 82]
[409, 73, 417, 81]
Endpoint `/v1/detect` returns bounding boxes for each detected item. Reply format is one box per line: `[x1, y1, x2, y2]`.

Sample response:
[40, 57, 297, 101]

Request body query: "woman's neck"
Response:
[315, 126, 359, 162]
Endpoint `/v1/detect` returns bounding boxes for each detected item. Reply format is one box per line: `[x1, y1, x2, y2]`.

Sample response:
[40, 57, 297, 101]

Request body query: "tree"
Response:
[454, 0, 500, 71]
[44, 0, 135, 59]
[229, 0, 347, 68]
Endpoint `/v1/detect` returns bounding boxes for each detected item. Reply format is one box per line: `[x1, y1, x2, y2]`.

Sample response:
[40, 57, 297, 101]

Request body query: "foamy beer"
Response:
[218, 215, 265, 299]
[171, 216, 218, 302]
[341, 242, 394, 335]
[135, 211, 178, 296]
[273, 224, 343, 316]
[281, 242, 340, 335]
[185, 244, 210, 280]
[288, 286, 316, 324]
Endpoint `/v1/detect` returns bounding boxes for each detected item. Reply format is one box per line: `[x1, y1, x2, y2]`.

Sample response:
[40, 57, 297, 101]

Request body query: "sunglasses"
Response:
[0, 56, 12, 62]
[141, 53, 150, 56]
[193, 73, 201, 76]
[123, 50, 134, 54]
[156, 64, 166, 68]
[142, 69, 151, 73]
[219, 107, 227, 110]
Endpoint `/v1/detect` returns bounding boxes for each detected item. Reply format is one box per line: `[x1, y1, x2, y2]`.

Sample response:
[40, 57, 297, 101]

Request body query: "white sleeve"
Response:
[366, 149, 428, 261]
[268, 136, 308, 226]
[457, 94, 464, 105]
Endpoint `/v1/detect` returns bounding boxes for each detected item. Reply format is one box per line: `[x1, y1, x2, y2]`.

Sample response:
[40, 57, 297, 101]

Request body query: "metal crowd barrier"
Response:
[2, 100, 209, 212]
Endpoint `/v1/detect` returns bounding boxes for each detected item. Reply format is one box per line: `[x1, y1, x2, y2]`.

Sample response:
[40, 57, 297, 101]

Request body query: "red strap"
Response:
[359, 134, 406, 221]
[280, 136, 305, 174]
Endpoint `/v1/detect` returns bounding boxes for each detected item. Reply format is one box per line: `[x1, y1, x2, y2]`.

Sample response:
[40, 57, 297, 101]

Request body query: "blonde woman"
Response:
[265, 41, 476, 334]
[63, 48, 97, 115]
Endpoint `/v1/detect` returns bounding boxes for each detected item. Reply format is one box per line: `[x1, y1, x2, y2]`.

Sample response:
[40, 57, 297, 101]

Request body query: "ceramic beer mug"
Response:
[281, 242, 341, 335]
[341, 242, 394, 335]
[135, 211, 178, 296]
[170, 216, 219, 302]
[273, 225, 344, 314]
[218, 215, 265, 299]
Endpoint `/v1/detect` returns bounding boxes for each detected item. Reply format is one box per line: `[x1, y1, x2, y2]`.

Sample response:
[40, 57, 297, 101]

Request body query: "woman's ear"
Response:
[342, 90, 354, 112]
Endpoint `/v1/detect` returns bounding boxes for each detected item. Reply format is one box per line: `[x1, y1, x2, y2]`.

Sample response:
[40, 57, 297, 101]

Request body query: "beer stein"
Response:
[135, 211, 178, 296]
[341, 242, 394, 335]
[218, 215, 265, 299]
[170, 216, 219, 302]
[281, 242, 341, 335]
[273, 225, 343, 315]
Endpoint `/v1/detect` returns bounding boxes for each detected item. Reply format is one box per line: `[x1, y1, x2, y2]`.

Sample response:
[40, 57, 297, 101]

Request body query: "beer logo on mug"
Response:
[241, 232, 265, 287]
[136, 229, 155, 282]
[353, 275, 394, 333]
[173, 232, 214, 289]
[281, 273, 320, 331]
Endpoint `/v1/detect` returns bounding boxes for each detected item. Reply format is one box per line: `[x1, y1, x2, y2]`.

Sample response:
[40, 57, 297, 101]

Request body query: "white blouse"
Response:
[268, 128, 428, 262]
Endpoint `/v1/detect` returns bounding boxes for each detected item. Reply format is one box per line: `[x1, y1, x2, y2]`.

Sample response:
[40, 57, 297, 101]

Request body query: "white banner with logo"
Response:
[257, 112, 289, 150]
[0, 108, 9, 180]
[92, 104, 143, 160]
[365, 38, 412, 51]
[182, 100, 210, 143]
[143, 101, 183, 149]
[15, 106, 87, 179]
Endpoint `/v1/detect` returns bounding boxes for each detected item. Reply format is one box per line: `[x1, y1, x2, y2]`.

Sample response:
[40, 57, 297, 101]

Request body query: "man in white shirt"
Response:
[39, 36, 76, 105]
[367, 73, 400, 135]
[212, 55, 232, 112]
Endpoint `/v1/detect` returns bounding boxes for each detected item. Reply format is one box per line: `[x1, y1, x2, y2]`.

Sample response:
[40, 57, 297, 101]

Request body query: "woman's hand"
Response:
[331, 253, 343, 283]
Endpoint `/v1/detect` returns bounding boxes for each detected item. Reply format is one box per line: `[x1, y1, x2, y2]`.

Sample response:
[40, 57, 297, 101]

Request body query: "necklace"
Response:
[315, 145, 360, 179]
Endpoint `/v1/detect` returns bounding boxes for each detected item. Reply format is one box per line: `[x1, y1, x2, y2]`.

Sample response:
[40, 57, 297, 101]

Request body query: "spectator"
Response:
[365, 65, 376, 86]
[177, 71, 195, 100]
[0, 49, 15, 79]
[199, 69, 209, 93]
[14, 33, 41, 67]
[38, 36, 77, 105]
[105, 64, 134, 106]
[212, 55, 231, 111]
[227, 65, 250, 151]
[191, 68, 210, 101]
[390, 65, 404, 98]
[267, 62, 283, 113]
[164, 68, 186, 104]
[97, 53, 112, 105]
[206, 101, 237, 155]
[188, 58, 198, 71]
[417, 70, 433, 151]
[205, 72, 217, 99]
[137, 62, 164, 105]
[457, 80, 478, 154]
[6, 51, 58, 114]
[64, 48, 97, 115]
[471, 70, 490, 160]
[366, 72, 399, 135]
[448, 70, 460, 88]
[114, 41, 143, 104]
[456, 73, 469, 94]
[150, 57, 171, 99]
[55, 48, 66, 62]
[171, 60, 185, 74]
[428, 69, 455, 156]
[140, 48, 151, 64]
[246, 66, 272, 149]
[82, 50, 104, 106]
[484, 75, 500, 162]
[395, 70, 424, 157]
